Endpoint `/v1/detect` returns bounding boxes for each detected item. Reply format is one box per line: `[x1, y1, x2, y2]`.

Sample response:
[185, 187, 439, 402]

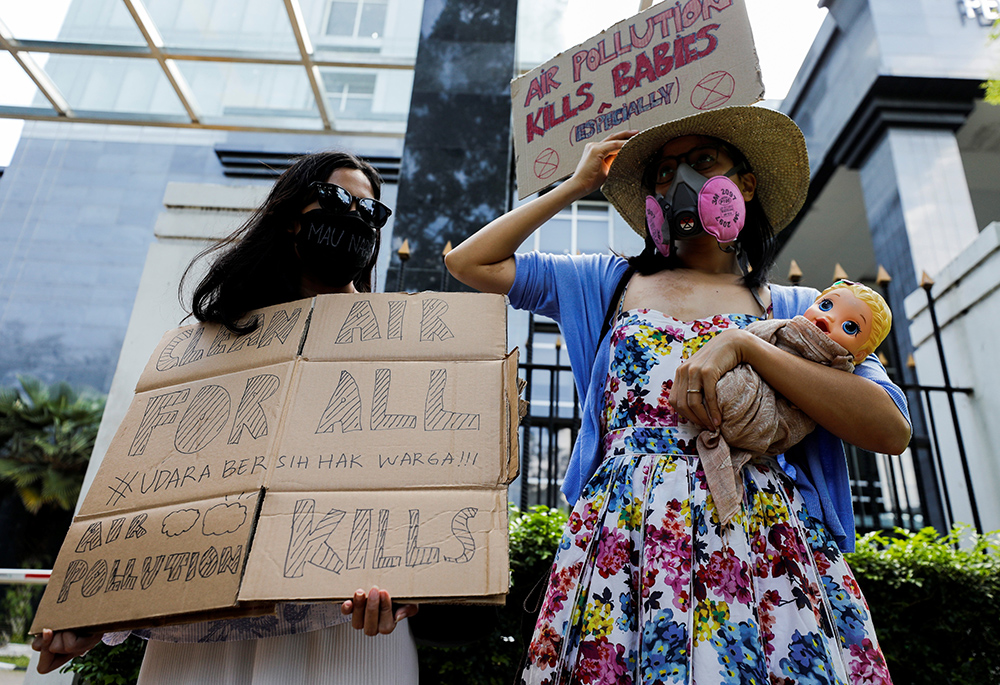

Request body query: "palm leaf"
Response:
[0, 376, 105, 512]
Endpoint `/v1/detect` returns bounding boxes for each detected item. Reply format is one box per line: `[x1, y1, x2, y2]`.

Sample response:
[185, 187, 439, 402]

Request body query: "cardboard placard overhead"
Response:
[511, 0, 763, 198]
[32, 292, 519, 634]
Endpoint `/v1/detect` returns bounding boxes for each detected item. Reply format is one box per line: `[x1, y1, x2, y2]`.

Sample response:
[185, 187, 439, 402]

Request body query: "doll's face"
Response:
[803, 288, 873, 358]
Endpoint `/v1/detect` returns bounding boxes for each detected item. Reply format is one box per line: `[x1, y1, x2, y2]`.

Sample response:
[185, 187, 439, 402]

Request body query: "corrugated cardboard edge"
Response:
[33, 603, 282, 637]
[297, 302, 315, 357]
[503, 349, 521, 485]
[401, 594, 507, 606]
[135, 298, 315, 394]
[497, 489, 510, 604]
[261, 357, 306, 491]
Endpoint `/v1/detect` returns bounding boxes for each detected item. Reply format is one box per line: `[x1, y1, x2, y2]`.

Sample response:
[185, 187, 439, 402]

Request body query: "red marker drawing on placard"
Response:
[533, 148, 560, 180]
[691, 71, 735, 111]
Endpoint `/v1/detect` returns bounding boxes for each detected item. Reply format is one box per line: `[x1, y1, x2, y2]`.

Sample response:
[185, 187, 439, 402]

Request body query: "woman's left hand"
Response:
[670, 328, 752, 428]
[31, 629, 103, 674]
[341, 586, 419, 636]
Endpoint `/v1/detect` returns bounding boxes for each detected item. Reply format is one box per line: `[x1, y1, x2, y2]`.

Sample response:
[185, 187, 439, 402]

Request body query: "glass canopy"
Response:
[0, 0, 651, 138]
[0, 0, 422, 135]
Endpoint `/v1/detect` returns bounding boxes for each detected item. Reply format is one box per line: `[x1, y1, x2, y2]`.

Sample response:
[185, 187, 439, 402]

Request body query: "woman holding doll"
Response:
[447, 106, 909, 684]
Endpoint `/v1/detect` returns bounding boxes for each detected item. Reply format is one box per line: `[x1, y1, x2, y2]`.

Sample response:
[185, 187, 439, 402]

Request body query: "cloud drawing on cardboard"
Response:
[162, 508, 200, 537]
[203, 502, 248, 536]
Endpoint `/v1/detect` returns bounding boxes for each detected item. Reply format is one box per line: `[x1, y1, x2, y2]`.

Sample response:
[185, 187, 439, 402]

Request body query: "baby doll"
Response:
[801, 281, 891, 364]
[699, 280, 892, 524]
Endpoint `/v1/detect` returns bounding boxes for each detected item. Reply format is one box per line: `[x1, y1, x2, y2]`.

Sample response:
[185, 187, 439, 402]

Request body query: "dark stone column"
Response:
[387, 0, 518, 292]
[856, 137, 942, 532]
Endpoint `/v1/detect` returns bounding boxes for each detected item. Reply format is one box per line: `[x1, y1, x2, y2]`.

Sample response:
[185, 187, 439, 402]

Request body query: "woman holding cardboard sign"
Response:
[33, 151, 419, 683]
[447, 107, 909, 683]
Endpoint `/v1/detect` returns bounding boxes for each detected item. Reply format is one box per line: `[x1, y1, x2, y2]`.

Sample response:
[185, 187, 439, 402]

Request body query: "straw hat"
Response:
[602, 105, 810, 236]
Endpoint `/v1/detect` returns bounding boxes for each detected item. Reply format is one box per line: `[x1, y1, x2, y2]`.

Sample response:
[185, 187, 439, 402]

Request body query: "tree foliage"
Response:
[0, 376, 105, 513]
[988, 19, 1000, 104]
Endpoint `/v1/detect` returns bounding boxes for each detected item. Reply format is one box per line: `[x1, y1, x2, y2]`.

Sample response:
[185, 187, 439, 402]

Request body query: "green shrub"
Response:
[0, 584, 45, 645]
[60, 636, 146, 685]
[847, 526, 1000, 685]
[415, 504, 568, 685]
[0, 655, 29, 669]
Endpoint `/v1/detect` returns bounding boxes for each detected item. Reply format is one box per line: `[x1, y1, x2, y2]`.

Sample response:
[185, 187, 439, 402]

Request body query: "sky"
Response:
[0, 0, 828, 166]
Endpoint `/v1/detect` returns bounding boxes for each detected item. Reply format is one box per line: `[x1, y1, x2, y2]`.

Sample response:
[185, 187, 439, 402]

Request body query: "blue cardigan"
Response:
[508, 252, 910, 553]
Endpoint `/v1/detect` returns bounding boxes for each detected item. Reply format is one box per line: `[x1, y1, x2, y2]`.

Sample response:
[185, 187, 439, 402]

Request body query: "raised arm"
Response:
[445, 130, 635, 294]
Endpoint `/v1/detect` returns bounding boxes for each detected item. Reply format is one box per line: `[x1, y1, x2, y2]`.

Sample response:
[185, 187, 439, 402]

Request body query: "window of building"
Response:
[322, 71, 377, 117]
[520, 200, 615, 255]
[325, 0, 389, 40]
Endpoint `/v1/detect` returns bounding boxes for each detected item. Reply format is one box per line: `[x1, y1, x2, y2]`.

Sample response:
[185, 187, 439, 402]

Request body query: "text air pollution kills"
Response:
[55, 500, 483, 603]
[521, 0, 736, 144]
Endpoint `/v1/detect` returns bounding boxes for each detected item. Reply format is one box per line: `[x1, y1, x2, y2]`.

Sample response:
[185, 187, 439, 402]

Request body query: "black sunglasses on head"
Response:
[311, 181, 392, 229]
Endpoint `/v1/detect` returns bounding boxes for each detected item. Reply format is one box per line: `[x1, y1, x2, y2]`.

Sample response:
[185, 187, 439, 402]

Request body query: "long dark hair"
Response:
[181, 151, 384, 333]
[626, 140, 777, 290]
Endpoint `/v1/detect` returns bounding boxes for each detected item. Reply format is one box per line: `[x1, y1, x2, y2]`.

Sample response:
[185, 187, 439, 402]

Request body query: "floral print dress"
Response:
[521, 308, 892, 685]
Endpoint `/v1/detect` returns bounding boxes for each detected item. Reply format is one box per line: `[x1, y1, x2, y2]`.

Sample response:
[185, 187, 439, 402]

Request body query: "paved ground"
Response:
[0, 668, 24, 685]
[0, 643, 29, 685]
[1, 644, 75, 684]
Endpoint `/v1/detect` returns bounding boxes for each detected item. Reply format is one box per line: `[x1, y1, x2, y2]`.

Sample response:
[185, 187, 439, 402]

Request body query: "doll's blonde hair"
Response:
[818, 280, 892, 362]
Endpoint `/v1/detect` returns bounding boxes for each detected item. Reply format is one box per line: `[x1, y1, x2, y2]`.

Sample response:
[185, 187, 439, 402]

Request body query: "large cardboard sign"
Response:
[32, 293, 518, 634]
[511, 0, 763, 198]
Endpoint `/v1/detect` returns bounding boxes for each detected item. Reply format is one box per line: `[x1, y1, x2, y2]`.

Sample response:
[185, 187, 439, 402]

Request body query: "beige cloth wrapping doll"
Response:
[698, 280, 892, 525]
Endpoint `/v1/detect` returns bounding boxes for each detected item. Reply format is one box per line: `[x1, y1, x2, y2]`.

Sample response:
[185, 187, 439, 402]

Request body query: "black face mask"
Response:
[295, 209, 377, 288]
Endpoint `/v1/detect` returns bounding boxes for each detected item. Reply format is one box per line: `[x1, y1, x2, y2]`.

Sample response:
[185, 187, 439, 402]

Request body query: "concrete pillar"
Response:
[859, 127, 979, 297]
[857, 126, 980, 532]
[76, 183, 266, 508]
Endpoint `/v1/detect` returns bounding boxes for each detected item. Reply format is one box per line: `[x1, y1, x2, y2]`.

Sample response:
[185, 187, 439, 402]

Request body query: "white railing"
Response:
[0, 568, 51, 585]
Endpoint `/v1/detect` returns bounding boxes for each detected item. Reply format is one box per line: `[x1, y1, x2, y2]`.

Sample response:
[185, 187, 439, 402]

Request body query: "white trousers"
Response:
[138, 621, 419, 684]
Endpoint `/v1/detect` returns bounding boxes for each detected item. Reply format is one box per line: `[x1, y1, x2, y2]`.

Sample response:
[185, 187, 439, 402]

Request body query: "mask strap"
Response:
[735, 241, 751, 277]
[723, 165, 745, 179]
[733, 243, 765, 313]
[749, 282, 765, 313]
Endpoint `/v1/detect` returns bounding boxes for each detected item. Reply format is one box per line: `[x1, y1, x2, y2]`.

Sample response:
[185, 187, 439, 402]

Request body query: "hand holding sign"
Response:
[568, 129, 638, 196]
[511, 0, 763, 197]
[32, 629, 103, 675]
[341, 586, 419, 636]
